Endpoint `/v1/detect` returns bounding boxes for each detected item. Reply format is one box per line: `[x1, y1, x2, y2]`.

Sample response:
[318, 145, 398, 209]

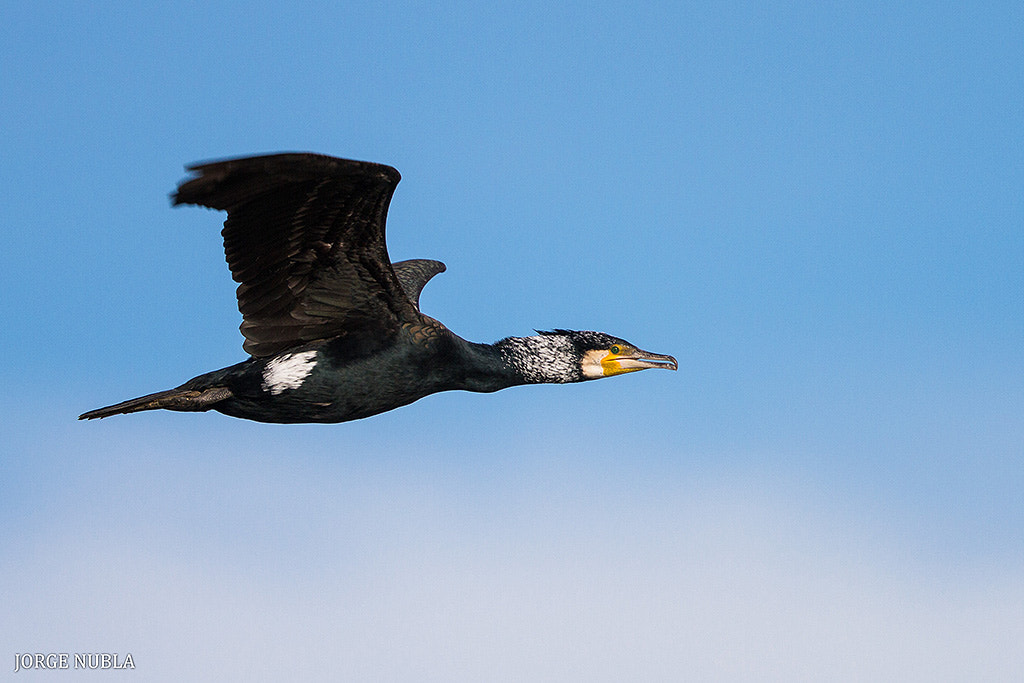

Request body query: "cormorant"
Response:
[79, 153, 676, 424]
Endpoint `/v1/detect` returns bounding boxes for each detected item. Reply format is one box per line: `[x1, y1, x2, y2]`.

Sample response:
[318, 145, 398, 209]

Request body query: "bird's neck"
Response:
[453, 334, 580, 392]
[493, 334, 580, 384]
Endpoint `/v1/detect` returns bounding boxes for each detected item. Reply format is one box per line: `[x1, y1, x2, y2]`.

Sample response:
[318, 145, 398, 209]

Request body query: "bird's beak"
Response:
[619, 349, 678, 371]
[601, 348, 678, 376]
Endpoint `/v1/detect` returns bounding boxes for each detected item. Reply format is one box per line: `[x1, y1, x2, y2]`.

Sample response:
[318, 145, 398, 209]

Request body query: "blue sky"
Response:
[2, 1, 1023, 679]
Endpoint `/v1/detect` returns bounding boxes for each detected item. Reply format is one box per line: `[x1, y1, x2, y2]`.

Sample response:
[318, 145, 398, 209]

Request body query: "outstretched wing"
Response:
[392, 259, 446, 311]
[173, 153, 422, 357]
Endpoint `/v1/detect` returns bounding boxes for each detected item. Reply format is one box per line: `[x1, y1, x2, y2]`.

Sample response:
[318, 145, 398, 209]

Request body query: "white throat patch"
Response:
[262, 350, 318, 395]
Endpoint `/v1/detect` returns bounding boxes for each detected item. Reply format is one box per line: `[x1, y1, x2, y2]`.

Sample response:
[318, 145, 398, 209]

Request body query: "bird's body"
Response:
[80, 153, 676, 424]
[157, 331, 503, 424]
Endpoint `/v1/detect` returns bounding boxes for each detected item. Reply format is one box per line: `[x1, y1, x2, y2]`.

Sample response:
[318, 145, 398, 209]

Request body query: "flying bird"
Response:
[80, 153, 676, 424]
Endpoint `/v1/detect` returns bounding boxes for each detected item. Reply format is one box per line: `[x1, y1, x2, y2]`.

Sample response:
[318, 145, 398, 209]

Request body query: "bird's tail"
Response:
[78, 386, 232, 420]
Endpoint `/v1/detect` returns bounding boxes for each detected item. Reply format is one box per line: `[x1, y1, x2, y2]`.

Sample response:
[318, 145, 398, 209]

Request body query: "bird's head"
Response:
[497, 330, 676, 384]
[554, 330, 678, 380]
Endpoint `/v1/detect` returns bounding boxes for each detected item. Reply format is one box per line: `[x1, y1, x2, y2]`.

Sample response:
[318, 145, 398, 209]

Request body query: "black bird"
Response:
[80, 153, 677, 424]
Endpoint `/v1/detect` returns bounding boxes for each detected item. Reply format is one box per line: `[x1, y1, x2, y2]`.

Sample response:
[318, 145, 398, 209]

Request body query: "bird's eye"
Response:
[610, 345, 621, 355]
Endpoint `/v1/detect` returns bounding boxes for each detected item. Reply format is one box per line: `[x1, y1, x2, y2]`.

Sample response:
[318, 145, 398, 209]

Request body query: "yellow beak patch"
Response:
[600, 351, 644, 377]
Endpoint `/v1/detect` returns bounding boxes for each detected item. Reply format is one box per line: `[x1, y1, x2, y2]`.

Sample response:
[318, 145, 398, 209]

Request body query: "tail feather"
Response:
[78, 386, 232, 420]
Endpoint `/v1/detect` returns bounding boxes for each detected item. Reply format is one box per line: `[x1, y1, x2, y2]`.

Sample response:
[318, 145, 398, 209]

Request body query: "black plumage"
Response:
[80, 153, 676, 424]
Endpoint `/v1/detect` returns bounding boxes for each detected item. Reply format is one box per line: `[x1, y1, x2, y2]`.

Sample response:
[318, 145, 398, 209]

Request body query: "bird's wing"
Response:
[391, 259, 446, 311]
[173, 153, 421, 357]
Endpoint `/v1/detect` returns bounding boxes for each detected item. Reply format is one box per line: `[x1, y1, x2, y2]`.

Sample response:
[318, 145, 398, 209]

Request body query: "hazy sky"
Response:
[3, 2, 1023, 680]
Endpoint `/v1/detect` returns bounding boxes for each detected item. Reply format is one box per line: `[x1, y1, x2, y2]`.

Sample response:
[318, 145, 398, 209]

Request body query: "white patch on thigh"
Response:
[262, 350, 318, 395]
